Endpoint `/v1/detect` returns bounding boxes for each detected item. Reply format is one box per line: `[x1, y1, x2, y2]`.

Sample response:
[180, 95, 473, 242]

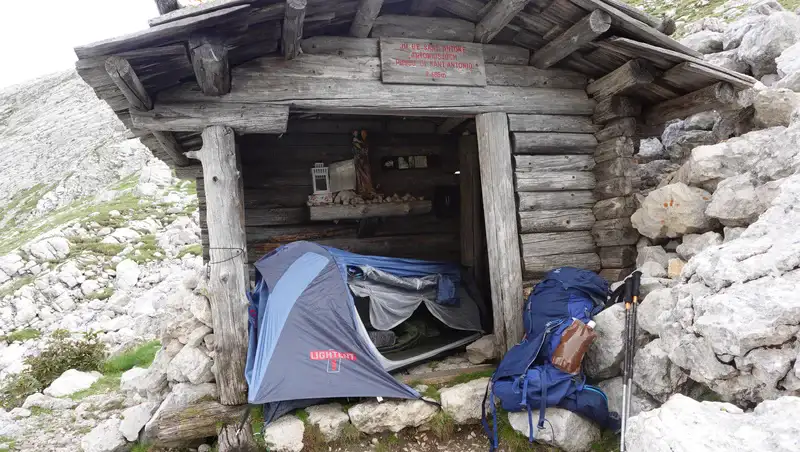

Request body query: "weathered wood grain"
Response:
[131, 104, 289, 134]
[283, 0, 307, 60]
[485, 65, 587, 88]
[150, 0, 254, 26]
[309, 201, 432, 221]
[599, 267, 634, 282]
[521, 231, 596, 257]
[592, 217, 639, 246]
[586, 59, 654, 100]
[602, 0, 673, 34]
[645, 82, 735, 125]
[238, 54, 380, 80]
[515, 172, 596, 192]
[517, 191, 596, 211]
[154, 0, 179, 15]
[593, 96, 641, 125]
[518, 209, 596, 233]
[593, 195, 637, 221]
[409, 0, 439, 15]
[524, 253, 601, 278]
[301, 36, 380, 57]
[594, 117, 637, 141]
[379, 38, 488, 87]
[153, 131, 191, 167]
[437, 0, 486, 22]
[594, 157, 634, 181]
[459, 135, 485, 275]
[594, 176, 635, 200]
[189, 35, 231, 96]
[509, 115, 598, 133]
[513, 132, 598, 154]
[104, 56, 152, 111]
[530, 10, 612, 69]
[514, 155, 596, 172]
[476, 112, 524, 351]
[371, 15, 476, 41]
[483, 44, 530, 65]
[660, 61, 752, 91]
[599, 245, 637, 268]
[351, 0, 385, 37]
[145, 401, 248, 447]
[246, 207, 308, 226]
[437, 117, 469, 134]
[475, 0, 533, 43]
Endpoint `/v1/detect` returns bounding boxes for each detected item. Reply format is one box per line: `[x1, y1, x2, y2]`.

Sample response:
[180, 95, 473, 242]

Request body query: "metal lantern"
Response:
[311, 163, 331, 194]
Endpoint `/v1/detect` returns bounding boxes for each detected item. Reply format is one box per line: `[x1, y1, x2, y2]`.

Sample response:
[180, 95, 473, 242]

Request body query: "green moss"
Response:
[102, 340, 161, 374]
[0, 276, 33, 299]
[28, 407, 53, 416]
[339, 422, 363, 442]
[0, 435, 16, 451]
[429, 411, 455, 441]
[113, 174, 140, 192]
[129, 443, 152, 452]
[70, 238, 124, 257]
[0, 373, 42, 409]
[420, 385, 441, 401]
[129, 235, 164, 264]
[447, 369, 495, 386]
[591, 431, 620, 452]
[176, 244, 203, 259]
[69, 373, 122, 401]
[85, 287, 114, 301]
[2, 328, 40, 343]
[250, 406, 267, 449]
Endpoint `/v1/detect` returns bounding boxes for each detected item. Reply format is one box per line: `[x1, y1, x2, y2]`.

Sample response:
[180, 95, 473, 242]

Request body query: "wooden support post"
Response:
[351, 0, 385, 38]
[645, 82, 735, 125]
[189, 35, 231, 96]
[475, 0, 531, 43]
[459, 135, 486, 287]
[153, 131, 191, 167]
[105, 56, 153, 111]
[191, 126, 255, 450]
[529, 10, 611, 69]
[410, 0, 439, 15]
[586, 59, 654, 101]
[593, 96, 641, 125]
[154, 0, 179, 15]
[475, 113, 524, 352]
[283, 0, 307, 60]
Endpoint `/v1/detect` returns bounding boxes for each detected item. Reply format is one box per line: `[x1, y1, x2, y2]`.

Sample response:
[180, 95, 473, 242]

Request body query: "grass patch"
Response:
[26, 331, 106, 389]
[103, 340, 161, 374]
[113, 173, 140, 192]
[429, 411, 455, 441]
[250, 406, 267, 449]
[2, 328, 40, 343]
[0, 276, 33, 299]
[85, 287, 114, 301]
[301, 422, 326, 452]
[591, 431, 620, 452]
[176, 244, 202, 259]
[0, 435, 16, 451]
[420, 385, 441, 401]
[448, 369, 495, 386]
[29, 406, 53, 416]
[70, 237, 124, 257]
[0, 373, 42, 410]
[69, 373, 122, 401]
[493, 408, 556, 452]
[340, 422, 363, 442]
[130, 235, 164, 264]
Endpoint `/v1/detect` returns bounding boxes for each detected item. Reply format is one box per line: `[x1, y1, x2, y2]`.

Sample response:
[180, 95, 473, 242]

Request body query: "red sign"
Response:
[380, 38, 487, 87]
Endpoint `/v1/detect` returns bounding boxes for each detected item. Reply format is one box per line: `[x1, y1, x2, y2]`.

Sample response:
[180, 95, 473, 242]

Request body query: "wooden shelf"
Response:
[309, 200, 432, 221]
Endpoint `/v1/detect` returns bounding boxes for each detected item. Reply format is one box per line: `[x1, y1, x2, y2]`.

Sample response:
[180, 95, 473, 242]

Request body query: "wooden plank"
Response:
[644, 82, 735, 125]
[301, 36, 380, 57]
[514, 11, 558, 36]
[521, 231, 596, 257]
[485, 65, 587, 88]
[595, 117, 636, 141]
[283, 0, 307, 60]
[104, 56, 153, 111]
[524, 253, 601, 278]
[409, 0, 439, 15]
[437, 0, 485, 22]
[154, 0, 179, 15]
[509, 114, 598, 133]
[594, 176, 635, 200]
[513, 132, 598, 154]
[518, 209, 596, 233]
[586, 59, 654, 101]
[476, 112, 524, 352]
[594, 137, 635, 163]
[517, 191, 596, 211]
[593, 195, 637, 221]
[238, 54, 381, 81]
[475, 0, 533, 43]
[351, 0, 385, 37]
[145, 401, 248, 447]
[660, 62, 752, 91]
[153, 131, 191, 167]
[593, 96, 641, 125]
[74, 5, 250, 58]
[438, 117, 469, 134]
[159, 73, 596, 117]
[247, 207, 308, 226]
[398, 364, 495, 384]
[602, 0, 673, 34]
[308, 201, 432, 221]
[150, 0, 254, 26]
[594, 157, 634, 181]
[379, 38, 487, 87]
[599, 267, 634, 282]
[371, 15, 476, 41]
[131, 104, 289, 134]
[569, 0, 702, 58]
[515, 172, 596, 192]
[592, 217, 639, 246]
[514, 155, 596, 172]
[530, 10, 612, 69]
[459, 135, 485, 274]
[599, 245, 637, 268]
[483, 44, 530, 65]
[188, 35, 231, 96]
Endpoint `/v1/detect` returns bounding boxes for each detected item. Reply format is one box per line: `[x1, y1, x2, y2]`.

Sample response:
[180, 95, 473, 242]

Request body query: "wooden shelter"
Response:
[75, 0, 754, 448]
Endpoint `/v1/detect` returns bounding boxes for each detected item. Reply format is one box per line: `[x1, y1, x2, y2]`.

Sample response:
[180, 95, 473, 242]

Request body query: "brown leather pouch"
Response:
[551, 319, 597, 375]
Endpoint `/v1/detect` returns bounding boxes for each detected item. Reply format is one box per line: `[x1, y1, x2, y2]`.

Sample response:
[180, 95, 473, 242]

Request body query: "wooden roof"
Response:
[73, 0, 756, 177]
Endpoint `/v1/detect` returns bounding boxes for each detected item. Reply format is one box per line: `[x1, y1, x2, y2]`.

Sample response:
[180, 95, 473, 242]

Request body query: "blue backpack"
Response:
[482, 267, 621, 450]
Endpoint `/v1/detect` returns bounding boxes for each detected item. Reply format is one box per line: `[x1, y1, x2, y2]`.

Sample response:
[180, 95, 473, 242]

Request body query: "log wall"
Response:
[197, 119, 463, 265]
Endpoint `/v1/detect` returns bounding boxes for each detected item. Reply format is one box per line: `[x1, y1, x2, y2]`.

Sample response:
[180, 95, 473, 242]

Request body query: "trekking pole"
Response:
[619, 277, 633, 452]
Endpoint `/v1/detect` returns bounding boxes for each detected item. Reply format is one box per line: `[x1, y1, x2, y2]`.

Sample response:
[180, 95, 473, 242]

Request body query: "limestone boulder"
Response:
[633, 339, 689, 402]
[777, 42, 800, 77]
[637, 288, 676, 336]
[738, 12, 800, 77]
[775, 71, 800, 92]
[348, 399, 438, 433]
[27, 236, 70, 262]
[466, 335, 497, 364]
[631, 183, 716, 239]
[680, 30, 723, 54]
[305, 404, 350, 442]
[637, 138, 667, 162]
[115, 259, 140, 290]
[637, 160, 680, 189]
[43, 369, 102, 398]
[667, 334, 738, 385]
[263, 415, 304, 452]
[585, 304, 645, 379]
[676, 232, 723, 261]
[640, 261, 667, 279]
[440, 378, 489, 425]
[661, 123, 717, 162]
[80, 418, 128, 452]
[508, 408, 600, 452]
[119, 402, 158, 441]
[22, 393, 77, 410]
[705, 50, 750, 74]
[597, 377, 658, 418]
[166, 345, 214, 384]
[754, 88, 800, 127]
[636, 246, 669, 269]
[626, 394, 800, 452]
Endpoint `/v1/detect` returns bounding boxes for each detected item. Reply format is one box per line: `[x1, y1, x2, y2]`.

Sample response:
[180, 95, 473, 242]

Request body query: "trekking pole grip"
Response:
[630, 271, 642, 301]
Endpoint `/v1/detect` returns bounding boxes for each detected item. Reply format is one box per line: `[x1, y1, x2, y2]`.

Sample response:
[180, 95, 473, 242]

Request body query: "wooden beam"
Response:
[518, 209, 596, 233]
[371, 15, 476, 41]
[283, 0, 307, 60]
[301, 36, 380, 57]
[509, 115, 599, 133]
[530, 10, 611, 69]
[595, 117, 636, 141]
[645, 82, 735, 125]
[515, 172, 596, 192]
[189, 35, 231, 96]
[104, 56, 153, 111]
[476, 112, 524, 352]
[437, 117, 469, 134]
[150, 0, 254, 26]
[438, 0, 486, 22]
[594, 137, 635, 163]
[475, 0, 532, 43]
[593, 96, 641, 125]
[131, 103, 289, 134]
[483, 44, 530, 65]
[570, 0, 702, 57]
[308, 201, 432, 221]
[152, 131, 191, 167]
[154, 0, 179, 15]
[593, 195, 637, 221]
[661, 61, 753, 91]
[351, 0, 384, 38]
[409, 0, 439, 15]
[592, 217, 639, 246]
[518, 191, 596, 211]
[194, 126, 250, 406]
[601, 0, 673, 35]
[586, 59, 654, 101]
[459, 136, 485, 279]
[521, 231, 596, 257]
[524, 253, 601, 278]
[485, 64, 587, 88]
[599, 245, 637, 268]
[513, 132, 598, 154]
[399, 364, 495, 385]
[515, 155, 595, 172]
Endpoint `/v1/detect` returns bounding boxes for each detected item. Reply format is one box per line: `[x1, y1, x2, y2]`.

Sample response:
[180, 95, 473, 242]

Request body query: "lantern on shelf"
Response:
[311, 163, 331, 194]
